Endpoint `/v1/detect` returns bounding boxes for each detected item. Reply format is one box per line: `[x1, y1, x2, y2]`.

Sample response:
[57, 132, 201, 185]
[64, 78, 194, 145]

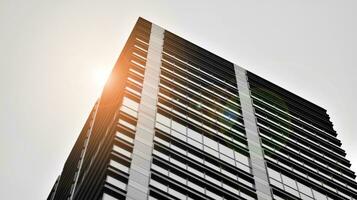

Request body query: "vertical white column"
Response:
[234, 64, 273, 200]
[125, 24, 164, 200]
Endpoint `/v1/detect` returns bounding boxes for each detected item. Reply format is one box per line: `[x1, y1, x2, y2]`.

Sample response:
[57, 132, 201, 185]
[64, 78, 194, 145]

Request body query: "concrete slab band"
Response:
[234, 64, 273, 200]
[125, 24, 164, 200]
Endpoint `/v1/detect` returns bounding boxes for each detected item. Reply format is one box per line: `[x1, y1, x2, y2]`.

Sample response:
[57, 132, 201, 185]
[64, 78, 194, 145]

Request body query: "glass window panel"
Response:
[300, 193, 314, 200]
[170, 144, 186, 155]
[172, 120, 187, 134]
[148, 195, 158, 200]
[205, 174, 221, 186]
[151, 163, 168, 176]
[204, 146, 219, 158]
[284, 185, 299, 197]
[168, 188, 186, 200]
[187, 128, 202, 142]
[170, 157, 186, 169]
[156, 113, 171, 126]
[297, 182, 313, 196]
[120, 106, 137, 118]
[223, 183, 239, 195]
[187, 138, 203, 150]
[106, 176, 126, 190]
[267, 167, 281, 181]
[205, 160, 220, 172]
[188, 165, 204, 177]
[113, 145, 131, 158]
[273, 194, 285, 200]
[205, 190, 223, 200]
[240, 192, 255, 200]
[102, 193, 118, 200]
[221, 169, 237, 180]
[118, 119, 136, 130]
[153, 149, 169, 160]
[169, 172, 187, 184]
[171, 130, 187, 142]
[270, 178, 283, 188]
[239, 177, 254, 188]
[282, 174, 297, 189]
[219, 143, 234, 158]
[150, 179, 167, 192]
[188, 180, 204, 193]
[313, 190, 327, 200]
[122, 96, 139, 111]
[236, 162, 250, 173]
[116, 132, 133, 144]
[154, 136, 170, 147]
[234, 151, 249, 166]
[220, 154, 235, 166]
[188, 152, 203, 163]
[109, 159, 129, 173]
[203, 136, 218, 150]
[155, 122, 170, 133]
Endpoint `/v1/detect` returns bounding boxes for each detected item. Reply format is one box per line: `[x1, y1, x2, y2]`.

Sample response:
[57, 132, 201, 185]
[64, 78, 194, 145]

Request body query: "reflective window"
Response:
[313, 190, 327, 200]
[219, 143, 234, 158]
[102, 193, 118, 200]
[106, 176, 126, 190]
[113, 145, 131, 158]
[156, 113, 171, 126]
[172, 120, 186, 134]
[297, 182, 313, 197]
[187, 128, 202, 142]
[109, 160, 129, 173]
[203, 136, 218, 150]
[122, 96, 139, 111]
[268, 167, 281, 181]
[281, 174, 297, 189]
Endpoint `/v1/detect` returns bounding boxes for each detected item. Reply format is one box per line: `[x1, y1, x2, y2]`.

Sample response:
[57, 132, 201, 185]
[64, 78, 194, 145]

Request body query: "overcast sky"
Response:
[1, 0, 356, 199]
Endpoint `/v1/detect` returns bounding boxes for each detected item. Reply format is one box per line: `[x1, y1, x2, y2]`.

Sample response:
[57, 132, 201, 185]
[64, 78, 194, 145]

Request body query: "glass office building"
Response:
[48, 18, 357, 200]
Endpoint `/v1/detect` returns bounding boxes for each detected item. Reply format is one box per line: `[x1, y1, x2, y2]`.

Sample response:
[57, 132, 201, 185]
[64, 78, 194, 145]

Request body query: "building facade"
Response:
[48, 18, 357, 200]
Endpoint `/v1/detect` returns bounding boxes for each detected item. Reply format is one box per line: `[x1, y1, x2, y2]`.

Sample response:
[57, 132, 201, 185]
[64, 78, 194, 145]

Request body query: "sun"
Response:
[92, 67, 111, 89]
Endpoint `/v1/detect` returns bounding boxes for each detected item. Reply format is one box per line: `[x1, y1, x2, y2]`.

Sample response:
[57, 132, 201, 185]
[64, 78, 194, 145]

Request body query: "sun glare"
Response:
[92, 68, 111, 89]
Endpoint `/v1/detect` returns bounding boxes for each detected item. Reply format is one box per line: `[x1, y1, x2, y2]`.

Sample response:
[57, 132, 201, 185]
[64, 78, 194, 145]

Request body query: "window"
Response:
[187, 128, 202, 142]
[188, 180, 204, 193]
[106, 176, 126, 190]
[203, 136, 218, 150]
[169, 172, 187, 184]
[312, 190, 327, 200]
[118, 119, 136, 130]
[171, 130, 186, 142]
[234, 151, 249, 166]
[281, 174, 297, 190]
[219, 143, 234, 158]
[168, 188, 186, 200]
[120, 106, 137, 118]
[116, 131, 133, 144]
[172, 120, 186, 134]
[267, 167, 281, 181]
[102, 193, 118, 200]
[205, 190, 223, 200]
[150, 179, 167, 192]
[151, 163, 168, 176]
[122, 96, 139, 111]
[156, 113, 170, 126]
[155, 122, 170, 133]
[113, 145, 131, 158]
[187, 165, 204, 177]
[109, 160, 129, 173]
[297, 182, 313, 197]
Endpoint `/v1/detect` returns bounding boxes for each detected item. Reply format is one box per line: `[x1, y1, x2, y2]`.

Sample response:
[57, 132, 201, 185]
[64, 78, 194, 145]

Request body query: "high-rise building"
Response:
[48, 17, 357, 200]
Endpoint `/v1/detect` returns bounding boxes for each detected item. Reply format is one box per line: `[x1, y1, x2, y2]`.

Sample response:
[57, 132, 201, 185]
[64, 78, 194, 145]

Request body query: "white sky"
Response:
[0, 0, 356, 199]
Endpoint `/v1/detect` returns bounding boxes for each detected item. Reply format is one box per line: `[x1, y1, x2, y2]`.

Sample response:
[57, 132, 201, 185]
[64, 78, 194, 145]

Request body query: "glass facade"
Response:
[48, 18, 357, 200]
